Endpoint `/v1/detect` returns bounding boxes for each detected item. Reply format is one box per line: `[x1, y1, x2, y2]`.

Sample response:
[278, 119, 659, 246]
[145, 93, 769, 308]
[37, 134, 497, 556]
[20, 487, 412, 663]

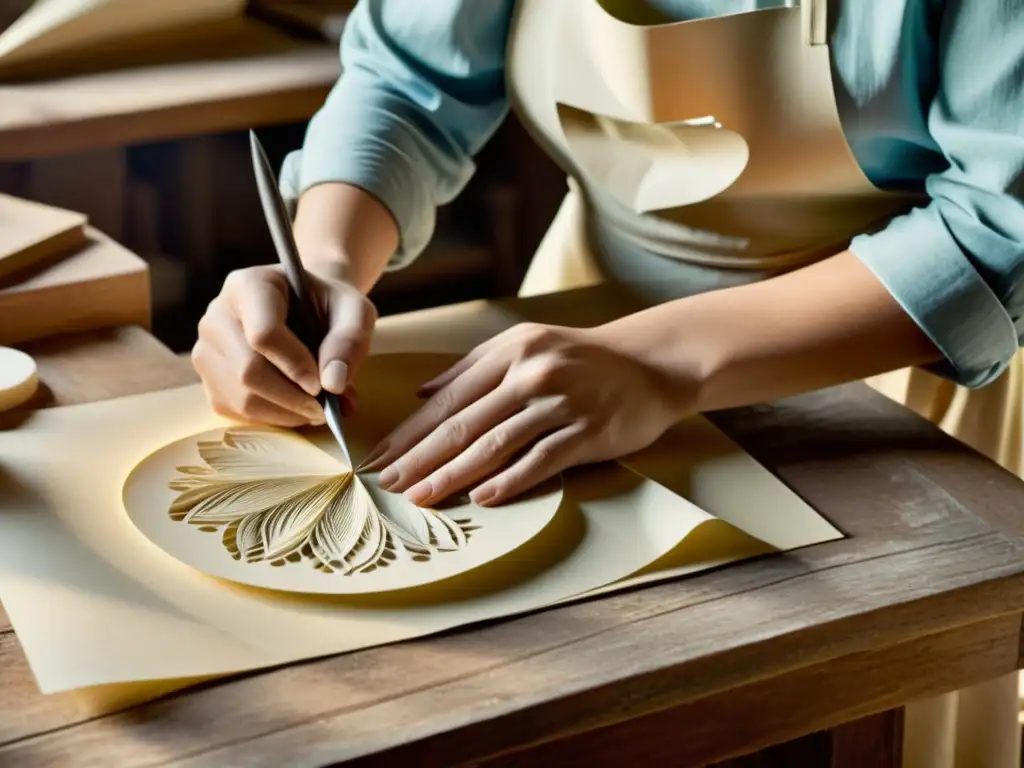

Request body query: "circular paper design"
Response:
[0, 347, 38, 412]
[123, 354, 563, 594]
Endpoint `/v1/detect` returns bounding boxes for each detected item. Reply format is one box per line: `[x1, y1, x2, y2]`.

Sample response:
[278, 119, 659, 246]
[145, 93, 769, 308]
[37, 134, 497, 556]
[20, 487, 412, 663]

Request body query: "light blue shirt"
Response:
[280, 0, 1024, 389]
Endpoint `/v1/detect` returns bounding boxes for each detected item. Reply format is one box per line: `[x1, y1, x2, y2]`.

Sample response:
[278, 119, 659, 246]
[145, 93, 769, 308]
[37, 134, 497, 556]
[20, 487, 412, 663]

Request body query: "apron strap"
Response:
[802, 0, 828, 46]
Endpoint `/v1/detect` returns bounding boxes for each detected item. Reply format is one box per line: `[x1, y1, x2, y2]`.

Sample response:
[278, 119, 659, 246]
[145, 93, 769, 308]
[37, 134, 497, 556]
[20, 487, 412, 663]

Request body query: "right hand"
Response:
[192, 264, 376, 427]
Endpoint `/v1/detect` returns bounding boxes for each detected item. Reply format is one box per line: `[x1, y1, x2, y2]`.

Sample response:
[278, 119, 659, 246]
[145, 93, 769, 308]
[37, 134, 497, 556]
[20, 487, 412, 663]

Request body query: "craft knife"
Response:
[249, 130, 354, 468]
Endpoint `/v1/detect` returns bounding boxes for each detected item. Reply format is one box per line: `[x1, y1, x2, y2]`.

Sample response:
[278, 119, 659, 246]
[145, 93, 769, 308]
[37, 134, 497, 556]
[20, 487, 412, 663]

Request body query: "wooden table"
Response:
[4, 287, 1024, 767]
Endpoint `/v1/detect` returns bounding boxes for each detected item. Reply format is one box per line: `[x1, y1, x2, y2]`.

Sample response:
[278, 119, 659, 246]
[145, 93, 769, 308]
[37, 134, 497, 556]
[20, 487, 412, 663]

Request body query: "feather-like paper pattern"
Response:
[168, 428, 478, 574]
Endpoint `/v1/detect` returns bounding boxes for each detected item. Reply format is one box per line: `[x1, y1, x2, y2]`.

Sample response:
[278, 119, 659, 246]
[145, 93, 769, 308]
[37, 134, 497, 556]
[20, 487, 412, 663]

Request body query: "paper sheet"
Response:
[0, 353, 840, 699]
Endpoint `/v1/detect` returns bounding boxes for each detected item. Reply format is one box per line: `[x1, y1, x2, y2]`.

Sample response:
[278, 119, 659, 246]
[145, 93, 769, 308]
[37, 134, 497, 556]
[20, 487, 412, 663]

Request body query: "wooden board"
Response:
[0, 193, 85, 282]
[0, 42, 339, 160]
[0, 0, 246, 77]
[0, 226, 149, 345]
[1, 287, 1024, 766]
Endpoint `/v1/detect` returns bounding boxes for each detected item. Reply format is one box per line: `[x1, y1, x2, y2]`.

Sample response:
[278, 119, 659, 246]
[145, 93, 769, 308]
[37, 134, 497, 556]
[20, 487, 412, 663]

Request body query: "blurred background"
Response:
[0, 0, 564, 352]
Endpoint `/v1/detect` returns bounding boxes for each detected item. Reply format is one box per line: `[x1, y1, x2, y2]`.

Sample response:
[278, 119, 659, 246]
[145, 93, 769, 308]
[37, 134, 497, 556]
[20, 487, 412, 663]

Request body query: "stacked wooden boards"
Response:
[0, 0, 352, 82]
[0, 192, 85, 281]
[0, 193, 148, 345]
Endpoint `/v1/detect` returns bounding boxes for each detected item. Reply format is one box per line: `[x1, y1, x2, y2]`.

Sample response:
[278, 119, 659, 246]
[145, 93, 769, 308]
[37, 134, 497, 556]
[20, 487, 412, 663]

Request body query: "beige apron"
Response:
[505, 1, 1024, 766]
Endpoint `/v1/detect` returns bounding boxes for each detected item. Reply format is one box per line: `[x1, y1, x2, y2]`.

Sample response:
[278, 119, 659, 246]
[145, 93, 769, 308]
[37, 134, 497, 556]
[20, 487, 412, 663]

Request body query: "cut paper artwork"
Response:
[122, 354, 564, 595]
[166, 428, 478, 575]
[0, 351, 842, 703]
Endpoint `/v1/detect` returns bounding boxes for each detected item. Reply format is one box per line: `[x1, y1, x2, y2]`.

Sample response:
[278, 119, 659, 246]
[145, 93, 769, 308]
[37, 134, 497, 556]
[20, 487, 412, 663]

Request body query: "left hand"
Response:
[359, 323, 691, 507]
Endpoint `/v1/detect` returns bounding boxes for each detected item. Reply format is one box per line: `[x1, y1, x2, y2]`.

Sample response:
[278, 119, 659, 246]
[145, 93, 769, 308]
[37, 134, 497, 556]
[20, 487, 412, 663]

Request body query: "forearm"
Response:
[602, 249, 943, 414]
[293, 182, 399, 294]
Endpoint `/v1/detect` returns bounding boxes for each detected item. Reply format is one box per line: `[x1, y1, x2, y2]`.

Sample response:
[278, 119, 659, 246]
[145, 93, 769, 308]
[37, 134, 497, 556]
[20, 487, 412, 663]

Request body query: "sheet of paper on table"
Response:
[0, 352, 841, 711]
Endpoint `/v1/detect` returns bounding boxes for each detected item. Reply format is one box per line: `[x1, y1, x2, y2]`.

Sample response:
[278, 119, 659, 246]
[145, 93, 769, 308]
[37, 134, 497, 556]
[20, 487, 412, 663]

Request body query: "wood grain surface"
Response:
[2, 288, 1023, 767]
[0, 45, 338, 160]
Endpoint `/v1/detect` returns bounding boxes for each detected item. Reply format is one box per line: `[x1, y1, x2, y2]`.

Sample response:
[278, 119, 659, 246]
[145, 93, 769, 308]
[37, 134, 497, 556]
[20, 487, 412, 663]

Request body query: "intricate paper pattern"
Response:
[167, 428, 478, 575]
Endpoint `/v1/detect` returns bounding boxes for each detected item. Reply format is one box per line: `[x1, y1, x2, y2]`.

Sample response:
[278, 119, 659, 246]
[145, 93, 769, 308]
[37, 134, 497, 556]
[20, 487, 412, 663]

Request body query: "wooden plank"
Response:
[0, 228, 150, 347]
[2, 531, 1021, 764]
[0, 634, 85, 746]
[12, 325, 196, 410]
[0, 45, 338, 160]
[452, 617, 992, 768]
[0, 193, 86, 282]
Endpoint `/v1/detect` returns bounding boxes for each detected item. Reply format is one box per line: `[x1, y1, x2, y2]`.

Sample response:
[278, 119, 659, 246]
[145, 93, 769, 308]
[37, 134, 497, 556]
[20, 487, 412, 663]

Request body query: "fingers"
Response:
[196, 299, 324, 425]
[415, 351, 483, 398]
[197, 266, 376, 429]
[361, 353, 509, 473]
[415, 332, 513, 397]
[319, 285, 377, 395]
[377, 384, 526, 496]
[402, 396, 570, 507]
[226, 271, 321, 397]
[192, 340, 317, 428]
[223, 316, 326, 423]
[231, 394, 320, 428]
[470, 423, 587, 506]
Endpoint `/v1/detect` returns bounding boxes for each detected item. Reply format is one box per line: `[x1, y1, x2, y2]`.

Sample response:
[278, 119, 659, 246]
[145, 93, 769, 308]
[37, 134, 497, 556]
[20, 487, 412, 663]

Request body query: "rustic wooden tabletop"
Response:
[3, 288, 1024, 767]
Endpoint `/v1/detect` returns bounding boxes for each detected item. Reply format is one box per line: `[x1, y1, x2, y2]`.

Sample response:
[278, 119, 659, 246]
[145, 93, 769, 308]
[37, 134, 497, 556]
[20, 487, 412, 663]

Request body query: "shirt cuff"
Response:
[850, 204, 1019, 389]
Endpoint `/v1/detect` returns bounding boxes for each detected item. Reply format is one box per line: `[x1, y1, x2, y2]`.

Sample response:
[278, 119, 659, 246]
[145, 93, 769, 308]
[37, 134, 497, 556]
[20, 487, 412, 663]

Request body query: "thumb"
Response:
[319, 289, 376, 395]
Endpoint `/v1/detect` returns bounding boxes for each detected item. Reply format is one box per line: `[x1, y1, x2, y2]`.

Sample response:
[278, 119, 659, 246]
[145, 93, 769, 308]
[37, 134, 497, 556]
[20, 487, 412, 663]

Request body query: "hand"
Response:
[360, 323, 691, 507]
[192, 263, 377, 427]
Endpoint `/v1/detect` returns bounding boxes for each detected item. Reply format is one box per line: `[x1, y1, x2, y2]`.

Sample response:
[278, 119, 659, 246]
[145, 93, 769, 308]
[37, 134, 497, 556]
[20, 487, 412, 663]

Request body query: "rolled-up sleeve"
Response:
[279, 0, 515, 269]
[849, 0, 1024, 389]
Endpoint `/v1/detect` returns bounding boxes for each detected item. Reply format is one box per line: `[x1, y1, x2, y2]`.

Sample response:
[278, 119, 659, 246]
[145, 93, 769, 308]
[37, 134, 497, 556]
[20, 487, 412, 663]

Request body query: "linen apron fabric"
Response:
[505, 0, 1024, 766]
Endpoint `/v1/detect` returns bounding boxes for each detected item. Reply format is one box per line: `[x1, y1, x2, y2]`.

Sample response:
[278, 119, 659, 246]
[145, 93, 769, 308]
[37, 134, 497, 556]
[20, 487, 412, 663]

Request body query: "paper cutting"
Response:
[123, 356, 565, 595]
[0, 352, 842, 699]
[167, 427, 478, 574]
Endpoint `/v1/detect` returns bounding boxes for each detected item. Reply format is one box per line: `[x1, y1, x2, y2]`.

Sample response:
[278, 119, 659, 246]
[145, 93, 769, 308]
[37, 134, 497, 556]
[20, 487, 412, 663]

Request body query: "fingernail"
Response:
[322, 361, 348, 395]
[378, 466, 398, 490]
[471, 487, 496, 506]
[404, 481, 432, 507]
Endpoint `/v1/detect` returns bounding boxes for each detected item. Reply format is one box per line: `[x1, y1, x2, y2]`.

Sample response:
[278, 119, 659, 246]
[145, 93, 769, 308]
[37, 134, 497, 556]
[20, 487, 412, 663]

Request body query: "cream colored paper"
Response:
[0, 353, 839, 698]
[124, 356, 563, 595]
